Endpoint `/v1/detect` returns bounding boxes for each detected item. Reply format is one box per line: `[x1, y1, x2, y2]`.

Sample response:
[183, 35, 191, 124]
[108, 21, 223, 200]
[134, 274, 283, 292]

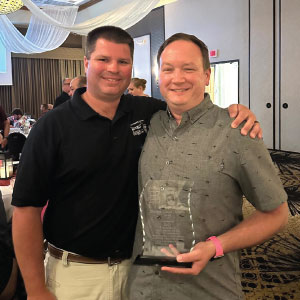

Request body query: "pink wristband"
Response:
[206, 236, 224, 258]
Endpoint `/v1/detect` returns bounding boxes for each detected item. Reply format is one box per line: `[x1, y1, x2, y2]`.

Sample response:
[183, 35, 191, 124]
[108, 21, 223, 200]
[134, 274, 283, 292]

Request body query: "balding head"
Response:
[68, 76, 87, 97]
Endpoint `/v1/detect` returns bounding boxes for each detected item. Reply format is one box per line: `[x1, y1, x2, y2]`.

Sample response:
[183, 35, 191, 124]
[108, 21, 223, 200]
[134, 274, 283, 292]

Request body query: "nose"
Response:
[172, 69, 185, 83]
[107, 60, 119, 73]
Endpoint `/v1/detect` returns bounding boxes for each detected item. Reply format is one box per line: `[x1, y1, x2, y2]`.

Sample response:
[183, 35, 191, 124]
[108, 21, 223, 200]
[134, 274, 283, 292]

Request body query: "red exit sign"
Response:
[209, 50, 218, 57]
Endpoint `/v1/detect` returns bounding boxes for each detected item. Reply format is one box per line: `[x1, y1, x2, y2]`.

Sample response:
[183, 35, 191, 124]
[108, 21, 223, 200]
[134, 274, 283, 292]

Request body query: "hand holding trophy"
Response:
[134, 180, 195, 268]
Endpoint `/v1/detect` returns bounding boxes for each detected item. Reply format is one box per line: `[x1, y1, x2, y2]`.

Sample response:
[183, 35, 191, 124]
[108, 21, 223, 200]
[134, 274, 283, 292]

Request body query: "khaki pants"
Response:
[46, 254, 132, 300]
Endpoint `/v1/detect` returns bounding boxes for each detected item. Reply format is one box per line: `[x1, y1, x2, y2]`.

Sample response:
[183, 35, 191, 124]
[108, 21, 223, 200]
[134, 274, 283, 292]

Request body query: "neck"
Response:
[82, 91, 120, 120]
[168, 108, 183, 125]
[168, 94, 207, 124]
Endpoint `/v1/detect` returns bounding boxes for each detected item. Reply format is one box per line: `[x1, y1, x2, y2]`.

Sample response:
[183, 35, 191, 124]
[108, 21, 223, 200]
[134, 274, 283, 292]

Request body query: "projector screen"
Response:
[0, 40, 12, 85]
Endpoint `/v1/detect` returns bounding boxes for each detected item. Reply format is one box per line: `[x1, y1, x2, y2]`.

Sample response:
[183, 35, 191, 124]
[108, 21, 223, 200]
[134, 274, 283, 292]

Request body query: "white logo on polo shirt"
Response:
[130, 120, 148, 136]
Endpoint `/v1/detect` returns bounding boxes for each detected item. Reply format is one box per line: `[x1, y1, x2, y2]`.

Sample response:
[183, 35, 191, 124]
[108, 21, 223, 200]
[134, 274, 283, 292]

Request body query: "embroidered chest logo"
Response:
[130, 120, 148, 136]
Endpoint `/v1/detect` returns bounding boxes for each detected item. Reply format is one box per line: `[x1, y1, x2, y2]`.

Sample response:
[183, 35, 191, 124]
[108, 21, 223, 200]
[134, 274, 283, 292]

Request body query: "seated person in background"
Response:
[47, 104, 53, 110]
[8, 109, 26, 128]
[0, 106, 10, 149]
[40, 104, 49, 117]
[0, 193, 18, 300]
[68, 75, 87, 98]
[53, 78, 71, 108]
[128, 77, 149, 97]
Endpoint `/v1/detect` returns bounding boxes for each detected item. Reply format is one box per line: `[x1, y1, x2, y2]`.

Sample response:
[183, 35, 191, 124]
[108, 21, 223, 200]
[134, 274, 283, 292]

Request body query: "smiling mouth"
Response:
[170, 88, 189, 92]
[103, 78, 121, 82]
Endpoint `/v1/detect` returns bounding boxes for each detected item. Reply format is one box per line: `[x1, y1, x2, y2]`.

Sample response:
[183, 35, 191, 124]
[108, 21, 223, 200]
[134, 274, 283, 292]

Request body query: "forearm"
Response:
[164, 202, 289, 275]
[0, 120, 10, 147]
[12, 207, 46, 296]
[218, 202, 288, 254]
[3, 120, 10, 138]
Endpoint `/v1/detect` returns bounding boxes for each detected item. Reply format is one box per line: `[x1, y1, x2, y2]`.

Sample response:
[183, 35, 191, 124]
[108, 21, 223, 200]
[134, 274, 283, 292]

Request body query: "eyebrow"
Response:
[160, 62, 173, 68]
[161, 62, 196, 67]
[93, 55, 131, 61]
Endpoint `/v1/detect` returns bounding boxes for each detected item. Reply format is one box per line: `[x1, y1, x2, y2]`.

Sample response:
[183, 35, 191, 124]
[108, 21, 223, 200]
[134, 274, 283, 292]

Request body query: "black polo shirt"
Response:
[12, 88, 166, 258]
[53, 91, 70, 108]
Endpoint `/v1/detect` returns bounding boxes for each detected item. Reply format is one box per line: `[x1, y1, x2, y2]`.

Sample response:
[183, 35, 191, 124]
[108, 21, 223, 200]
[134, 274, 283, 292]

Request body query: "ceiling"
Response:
[31, 0, 89, 5]
[9, 0, 177, 27]
[21, 0, 102, 11]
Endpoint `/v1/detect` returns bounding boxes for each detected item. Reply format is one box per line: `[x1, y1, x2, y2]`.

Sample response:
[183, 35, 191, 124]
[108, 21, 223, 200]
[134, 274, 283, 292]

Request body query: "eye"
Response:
[162, 68, 173, 72]
[119, 60, 130, 65]
[184, 68, 195, 72]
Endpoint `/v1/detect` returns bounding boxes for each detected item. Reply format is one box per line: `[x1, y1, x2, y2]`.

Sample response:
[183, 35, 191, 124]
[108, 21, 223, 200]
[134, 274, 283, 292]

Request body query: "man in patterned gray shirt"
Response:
[129, 33, 289, 300]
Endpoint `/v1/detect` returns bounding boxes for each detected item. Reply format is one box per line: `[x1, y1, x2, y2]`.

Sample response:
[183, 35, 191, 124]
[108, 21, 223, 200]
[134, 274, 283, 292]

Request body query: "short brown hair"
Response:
[131, 78, 147, 90]
[85, 26, 134, 60]
[75, 75, 87, 87]
[157, 33, 210, 70]
[12, 108, 23, 116]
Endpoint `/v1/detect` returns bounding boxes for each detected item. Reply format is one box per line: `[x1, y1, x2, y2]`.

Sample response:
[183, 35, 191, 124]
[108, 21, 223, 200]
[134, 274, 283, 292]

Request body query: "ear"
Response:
[205, 67, 211, 86]
[84, 56, 89, 73]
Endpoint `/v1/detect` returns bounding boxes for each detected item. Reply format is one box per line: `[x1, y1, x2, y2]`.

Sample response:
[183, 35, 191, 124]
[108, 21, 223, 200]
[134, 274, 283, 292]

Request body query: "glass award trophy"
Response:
[134, 180, 195, 268]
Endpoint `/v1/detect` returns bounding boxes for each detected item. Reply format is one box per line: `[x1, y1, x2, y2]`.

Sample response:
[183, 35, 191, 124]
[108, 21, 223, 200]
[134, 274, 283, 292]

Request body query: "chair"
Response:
[7, 133, 26, 161]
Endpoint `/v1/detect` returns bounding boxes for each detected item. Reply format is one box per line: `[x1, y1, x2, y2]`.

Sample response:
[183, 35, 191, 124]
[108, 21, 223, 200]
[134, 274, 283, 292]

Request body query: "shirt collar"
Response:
[70, 87, 131, 121]
[166, 93, 214, 124]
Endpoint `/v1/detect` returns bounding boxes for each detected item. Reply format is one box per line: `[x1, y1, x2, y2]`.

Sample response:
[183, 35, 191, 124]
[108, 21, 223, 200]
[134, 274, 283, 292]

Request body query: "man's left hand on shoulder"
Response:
[228, 104, 262, 139]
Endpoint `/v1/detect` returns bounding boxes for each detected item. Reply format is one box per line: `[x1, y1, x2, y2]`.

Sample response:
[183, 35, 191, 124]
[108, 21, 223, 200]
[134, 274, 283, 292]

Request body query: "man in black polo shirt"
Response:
[11, 26, 261, 300]
[53, 78, 71, 108]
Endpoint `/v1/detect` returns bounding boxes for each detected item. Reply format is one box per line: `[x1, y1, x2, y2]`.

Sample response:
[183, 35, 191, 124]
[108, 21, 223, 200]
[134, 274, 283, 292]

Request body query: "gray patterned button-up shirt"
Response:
[129, 94, 287, 300]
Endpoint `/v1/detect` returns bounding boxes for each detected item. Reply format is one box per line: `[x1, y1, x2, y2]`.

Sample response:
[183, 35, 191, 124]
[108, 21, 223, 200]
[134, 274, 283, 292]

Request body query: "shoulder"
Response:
[211, 104, 232, 124]
[203, 104, 265, 155]
[149, 110, 167, 129]
[54, 92, 69, 104]
[209, 105, 258, 142]
[151, 109, 166, 120]
[123, 94, 165, 107]
[201, 103, 233, 131]
[43, 100, 71, 119]
[121, 94, 166, 118]
[224, 112, 266, 158]
[31, 102, 72, 138]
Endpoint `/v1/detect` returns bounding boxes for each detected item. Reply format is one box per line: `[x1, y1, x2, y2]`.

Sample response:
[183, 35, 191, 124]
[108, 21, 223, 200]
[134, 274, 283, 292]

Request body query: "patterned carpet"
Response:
[241, 150, 300, 300]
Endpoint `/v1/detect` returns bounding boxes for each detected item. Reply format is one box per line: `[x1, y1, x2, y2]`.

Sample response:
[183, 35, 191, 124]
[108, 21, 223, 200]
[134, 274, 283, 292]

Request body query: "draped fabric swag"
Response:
[0, 0, 160, 54]
[0, 5, 78, 53]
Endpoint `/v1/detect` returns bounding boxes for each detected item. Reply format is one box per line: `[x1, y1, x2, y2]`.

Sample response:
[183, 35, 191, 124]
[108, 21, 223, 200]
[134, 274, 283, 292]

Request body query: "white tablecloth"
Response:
[9, 127, 30, 138]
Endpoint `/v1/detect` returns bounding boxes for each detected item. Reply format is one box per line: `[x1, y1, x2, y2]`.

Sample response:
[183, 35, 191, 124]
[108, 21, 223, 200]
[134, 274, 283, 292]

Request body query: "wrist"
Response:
[206, 236, 224, 259]
[26, 283, 48, 297]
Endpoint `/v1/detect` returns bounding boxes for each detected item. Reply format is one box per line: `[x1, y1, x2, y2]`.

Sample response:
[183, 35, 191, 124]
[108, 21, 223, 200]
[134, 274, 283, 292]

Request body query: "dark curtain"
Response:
[0, 57, 84, 119]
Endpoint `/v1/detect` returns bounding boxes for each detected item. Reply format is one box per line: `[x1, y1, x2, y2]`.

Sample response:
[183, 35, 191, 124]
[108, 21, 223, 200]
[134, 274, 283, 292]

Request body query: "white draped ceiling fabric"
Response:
[0, 5, 78, 53]
[0, 0, 160, 54]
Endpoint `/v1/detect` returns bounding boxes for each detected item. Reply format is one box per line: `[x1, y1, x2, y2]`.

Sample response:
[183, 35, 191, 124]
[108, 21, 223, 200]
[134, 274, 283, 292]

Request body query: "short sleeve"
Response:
[237, 136, 287, 211]
[12, 115, 59, 208]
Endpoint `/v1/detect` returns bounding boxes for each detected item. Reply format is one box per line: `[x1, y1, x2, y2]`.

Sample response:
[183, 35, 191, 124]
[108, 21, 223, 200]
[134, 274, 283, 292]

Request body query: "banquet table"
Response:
[9, 127, 30, 138]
